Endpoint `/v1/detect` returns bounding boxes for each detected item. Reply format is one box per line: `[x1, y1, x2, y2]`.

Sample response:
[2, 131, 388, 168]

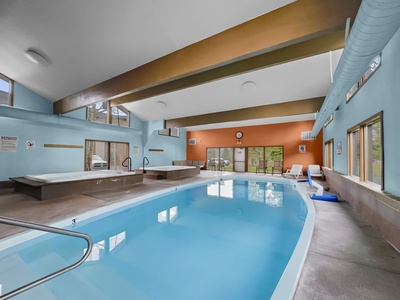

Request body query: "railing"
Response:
[122, 156, 132, 172]
[143, 156, 149, 173]
[0, 216, 93, 300]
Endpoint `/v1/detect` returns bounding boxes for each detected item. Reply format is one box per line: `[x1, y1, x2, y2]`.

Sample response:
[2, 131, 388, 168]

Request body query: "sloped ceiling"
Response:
[0, 0, 360, 131]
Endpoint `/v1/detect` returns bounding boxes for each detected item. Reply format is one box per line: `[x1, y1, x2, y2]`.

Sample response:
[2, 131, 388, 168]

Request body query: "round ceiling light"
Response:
[156, 101, 167, 109]
[241, 81, 256, 93]
[25, 49, 50, 67]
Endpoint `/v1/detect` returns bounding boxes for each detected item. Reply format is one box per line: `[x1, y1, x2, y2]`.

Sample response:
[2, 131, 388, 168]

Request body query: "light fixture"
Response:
[156, 101, 167, 109]
[241, 81, 256, 93]
[25, 49, 50, 67]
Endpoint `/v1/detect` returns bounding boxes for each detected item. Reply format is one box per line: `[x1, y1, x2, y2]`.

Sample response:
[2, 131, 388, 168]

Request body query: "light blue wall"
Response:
[143, 128, 187, 167]
[13, 83, 52, 113]
[0, 82, 189, 181]
[323, 28, 400, 196]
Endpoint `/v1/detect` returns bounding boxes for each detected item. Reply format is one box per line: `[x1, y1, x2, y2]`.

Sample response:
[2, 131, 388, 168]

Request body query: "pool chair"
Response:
[308, 164, 324, 180]
[307, 166, 338, 202]
[283, 164, 303, 179]
[256, 160, 268, 174]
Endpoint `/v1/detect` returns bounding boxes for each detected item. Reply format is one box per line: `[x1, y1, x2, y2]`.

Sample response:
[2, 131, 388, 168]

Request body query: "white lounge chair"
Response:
[283, 164, 303, 179]
[308, 164, 324, 180]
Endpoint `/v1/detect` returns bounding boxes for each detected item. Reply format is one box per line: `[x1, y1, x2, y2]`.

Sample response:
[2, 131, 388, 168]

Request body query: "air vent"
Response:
[301, 131, 316, 140]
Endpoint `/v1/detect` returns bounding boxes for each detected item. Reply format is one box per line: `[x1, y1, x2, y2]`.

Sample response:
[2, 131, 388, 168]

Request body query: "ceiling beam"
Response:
[54, 0, 361, 114]
[166, 97, 324, 128]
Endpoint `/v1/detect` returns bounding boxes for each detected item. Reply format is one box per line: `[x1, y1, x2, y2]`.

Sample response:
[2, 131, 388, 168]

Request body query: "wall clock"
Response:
[235, 131, 243, 139]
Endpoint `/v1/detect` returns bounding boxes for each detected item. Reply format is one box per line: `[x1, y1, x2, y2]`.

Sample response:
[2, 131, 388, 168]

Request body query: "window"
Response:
[85, 140, 129, 171]
[324, 114, 333, 127]
[111, 106, 129, 127]
[0, 74, 13, 106]
[324, 139, 334, 168]
[87, 102, 108, 124]
[346, 55, 381, 102]
[365, 119, 382, 185]
[87, 101, 130, 127]
[349, 129, 361, 177]
[348, 113, 383, 188]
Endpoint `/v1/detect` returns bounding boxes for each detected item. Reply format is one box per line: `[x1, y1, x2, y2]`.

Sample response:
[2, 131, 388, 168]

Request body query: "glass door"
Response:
[85, 140, 109, 171]
[265, 146, 283, 174]
[247, 147, 264, 173]
[110, 142, 129, 171]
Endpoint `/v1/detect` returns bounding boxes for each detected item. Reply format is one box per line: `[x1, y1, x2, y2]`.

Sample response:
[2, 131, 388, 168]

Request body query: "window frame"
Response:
[0, 73, 14, 106]
[324, 139, 334, 169]
[347, 112, 383, 189]
[86, 101, 130, 127]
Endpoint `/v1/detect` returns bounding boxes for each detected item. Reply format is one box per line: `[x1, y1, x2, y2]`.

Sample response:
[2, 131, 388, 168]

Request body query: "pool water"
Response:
[0, 179, 309, 300]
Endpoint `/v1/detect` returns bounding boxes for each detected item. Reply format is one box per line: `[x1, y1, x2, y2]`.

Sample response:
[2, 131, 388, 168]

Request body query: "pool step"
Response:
[0, 253, 57, 299]
[19, 251, 109, 299]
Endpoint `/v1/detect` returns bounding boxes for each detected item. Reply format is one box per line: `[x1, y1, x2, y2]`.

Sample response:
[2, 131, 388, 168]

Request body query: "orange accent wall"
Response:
[186, 120, 323, 172]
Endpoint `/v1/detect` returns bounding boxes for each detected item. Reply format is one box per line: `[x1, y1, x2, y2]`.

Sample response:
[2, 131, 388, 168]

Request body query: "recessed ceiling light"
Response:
[25, 49, 50, 67]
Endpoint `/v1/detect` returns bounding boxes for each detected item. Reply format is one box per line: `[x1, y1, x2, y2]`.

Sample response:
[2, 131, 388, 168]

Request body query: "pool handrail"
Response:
[0, 216, 93, 300]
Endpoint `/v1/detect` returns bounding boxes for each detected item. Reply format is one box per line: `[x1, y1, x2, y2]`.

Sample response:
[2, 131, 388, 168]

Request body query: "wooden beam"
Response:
[166, 97, 324, 128]
[54, 0, 361, 113]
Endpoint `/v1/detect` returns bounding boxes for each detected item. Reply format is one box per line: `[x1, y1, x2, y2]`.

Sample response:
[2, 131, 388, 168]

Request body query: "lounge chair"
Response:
[308, 164, 324, 180]
[283, 164, 303, 179]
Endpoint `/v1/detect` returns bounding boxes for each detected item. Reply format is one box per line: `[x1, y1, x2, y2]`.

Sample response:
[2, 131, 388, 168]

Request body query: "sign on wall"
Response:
[0, 136, 18, 152]
[299, 145, 306, 153]
[26, 140, 35, 150]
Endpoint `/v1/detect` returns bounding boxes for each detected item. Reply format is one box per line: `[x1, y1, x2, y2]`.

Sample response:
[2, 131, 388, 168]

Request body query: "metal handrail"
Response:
[0, 216, 93, 300]
[122, 156, 132, 172]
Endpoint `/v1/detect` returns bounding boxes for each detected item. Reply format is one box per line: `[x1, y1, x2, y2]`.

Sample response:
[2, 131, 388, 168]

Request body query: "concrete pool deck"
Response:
[1, 171, 399, 299]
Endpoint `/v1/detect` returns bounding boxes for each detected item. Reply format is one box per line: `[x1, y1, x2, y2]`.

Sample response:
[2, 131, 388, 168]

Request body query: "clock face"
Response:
[236, 131, 243, 139]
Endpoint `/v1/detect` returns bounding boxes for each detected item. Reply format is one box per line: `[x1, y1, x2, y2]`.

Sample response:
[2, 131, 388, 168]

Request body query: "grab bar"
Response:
[122, 156, 132, 171]
[0, 216, 93, 300]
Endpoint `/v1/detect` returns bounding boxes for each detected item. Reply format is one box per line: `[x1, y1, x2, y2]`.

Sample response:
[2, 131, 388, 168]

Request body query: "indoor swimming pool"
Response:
[0, 176, 315, 299]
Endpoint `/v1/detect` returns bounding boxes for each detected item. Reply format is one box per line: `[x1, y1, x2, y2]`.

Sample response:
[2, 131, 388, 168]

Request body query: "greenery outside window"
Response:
[0, 73, 13, 106]
[347, 113, 383, 188]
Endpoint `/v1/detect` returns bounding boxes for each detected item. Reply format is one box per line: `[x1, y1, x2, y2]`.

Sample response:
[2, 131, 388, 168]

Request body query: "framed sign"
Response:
[299, 145, 306, 153]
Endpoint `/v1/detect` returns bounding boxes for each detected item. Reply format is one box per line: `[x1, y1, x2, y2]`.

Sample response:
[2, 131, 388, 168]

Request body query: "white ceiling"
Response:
[0, 0, 342, 131]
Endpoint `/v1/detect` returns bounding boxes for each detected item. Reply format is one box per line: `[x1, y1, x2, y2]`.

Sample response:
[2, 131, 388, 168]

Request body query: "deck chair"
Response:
[271, 160, 283, 176]
[256, 160, 267, 174]
[308, 164, 324, 180]
[283, 164, 303, 179]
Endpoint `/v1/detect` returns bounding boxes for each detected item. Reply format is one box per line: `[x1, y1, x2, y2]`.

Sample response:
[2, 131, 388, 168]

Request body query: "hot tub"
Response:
[11, 170, 143, 200]
[138, 165, 200, 180]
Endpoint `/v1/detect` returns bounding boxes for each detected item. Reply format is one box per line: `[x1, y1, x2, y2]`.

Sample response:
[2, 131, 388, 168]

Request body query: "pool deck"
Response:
[1, 171, 399, 299]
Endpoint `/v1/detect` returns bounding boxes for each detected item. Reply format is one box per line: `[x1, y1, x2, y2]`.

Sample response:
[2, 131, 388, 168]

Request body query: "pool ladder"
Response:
[0, 216, 93, 300]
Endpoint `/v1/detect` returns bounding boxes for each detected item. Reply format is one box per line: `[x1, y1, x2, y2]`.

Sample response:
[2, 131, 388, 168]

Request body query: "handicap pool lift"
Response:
[307, 166, 338, 202]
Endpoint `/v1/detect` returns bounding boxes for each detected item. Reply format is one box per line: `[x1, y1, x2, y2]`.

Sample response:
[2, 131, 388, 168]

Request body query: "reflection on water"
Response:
[248, 181, 284, 207]
[207, 180, 234, 198]
[158, 206, 178, 223]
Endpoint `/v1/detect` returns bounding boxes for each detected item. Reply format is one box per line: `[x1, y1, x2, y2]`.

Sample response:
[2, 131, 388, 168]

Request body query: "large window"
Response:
[207, 148, 233, 171]
[87, 101, 130, 127]
[348, 113, 382, 187]
[85, 140, 129, 171]
[248, 146, 283, 173]
[0, 74, 13, 106]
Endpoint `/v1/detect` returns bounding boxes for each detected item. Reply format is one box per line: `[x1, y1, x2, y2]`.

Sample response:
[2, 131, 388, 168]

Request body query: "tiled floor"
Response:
[1, 171, 399, 299]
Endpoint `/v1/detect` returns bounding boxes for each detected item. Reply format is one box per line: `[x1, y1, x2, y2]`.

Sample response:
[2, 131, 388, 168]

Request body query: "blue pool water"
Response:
[0, 178, 313, 300]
